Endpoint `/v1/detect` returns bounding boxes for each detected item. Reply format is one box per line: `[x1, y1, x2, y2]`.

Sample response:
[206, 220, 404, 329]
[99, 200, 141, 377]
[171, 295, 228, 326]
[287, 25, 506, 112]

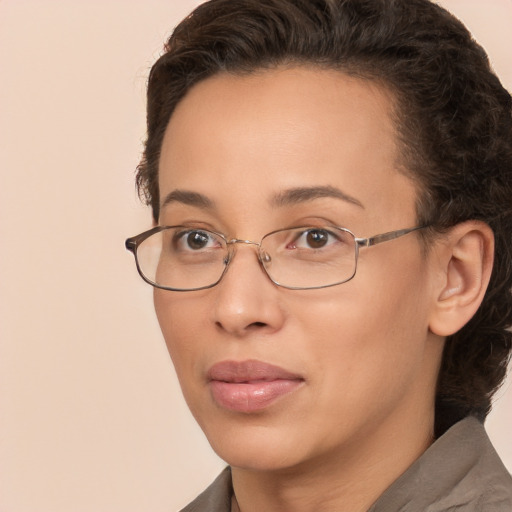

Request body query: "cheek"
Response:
[298, 257, 432, 399]
[153, 290, 208, 376]
[153, 289, 221, 428]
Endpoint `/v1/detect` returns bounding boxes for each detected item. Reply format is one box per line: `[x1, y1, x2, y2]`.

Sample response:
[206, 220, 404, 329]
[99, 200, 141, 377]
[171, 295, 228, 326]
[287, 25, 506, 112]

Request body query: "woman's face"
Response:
[154, 67, 443, 472]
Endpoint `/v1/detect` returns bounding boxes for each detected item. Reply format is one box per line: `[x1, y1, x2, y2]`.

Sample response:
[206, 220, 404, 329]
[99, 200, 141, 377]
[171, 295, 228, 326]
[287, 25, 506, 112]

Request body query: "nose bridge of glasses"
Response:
[227, 238, 260, 247]
[226, 238, 272, 264]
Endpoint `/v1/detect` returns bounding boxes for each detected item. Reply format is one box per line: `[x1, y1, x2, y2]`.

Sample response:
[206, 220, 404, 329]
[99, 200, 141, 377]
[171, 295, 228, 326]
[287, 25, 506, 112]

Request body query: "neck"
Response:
[231, 409, 435, 512]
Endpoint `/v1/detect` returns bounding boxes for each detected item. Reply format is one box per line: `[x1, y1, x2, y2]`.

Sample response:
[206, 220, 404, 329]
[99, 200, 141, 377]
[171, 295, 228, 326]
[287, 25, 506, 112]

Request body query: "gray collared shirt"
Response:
[180, 417, 512, 511]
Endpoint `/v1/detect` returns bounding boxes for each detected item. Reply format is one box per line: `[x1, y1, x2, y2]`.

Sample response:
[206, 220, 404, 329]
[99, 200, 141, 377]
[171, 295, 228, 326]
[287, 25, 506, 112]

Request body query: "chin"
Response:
[200, 417, 310, 471]
[214, 444, 304, 473]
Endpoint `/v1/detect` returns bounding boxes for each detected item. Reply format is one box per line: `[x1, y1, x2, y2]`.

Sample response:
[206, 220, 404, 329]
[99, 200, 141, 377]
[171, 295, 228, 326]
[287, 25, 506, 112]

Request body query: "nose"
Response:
[212, 243, 286, 337]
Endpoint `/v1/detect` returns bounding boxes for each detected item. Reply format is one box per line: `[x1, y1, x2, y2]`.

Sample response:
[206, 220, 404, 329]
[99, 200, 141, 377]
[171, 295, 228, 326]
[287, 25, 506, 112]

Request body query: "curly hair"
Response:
[136, 0, 512, 435]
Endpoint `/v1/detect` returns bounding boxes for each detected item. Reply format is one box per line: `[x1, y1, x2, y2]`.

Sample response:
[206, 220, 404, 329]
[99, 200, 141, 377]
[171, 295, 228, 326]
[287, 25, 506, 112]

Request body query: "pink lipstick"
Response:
[207, 360, 304, 413]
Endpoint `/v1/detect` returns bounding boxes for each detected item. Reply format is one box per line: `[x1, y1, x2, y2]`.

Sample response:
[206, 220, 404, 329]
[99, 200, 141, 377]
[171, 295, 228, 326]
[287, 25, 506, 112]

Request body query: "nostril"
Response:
[249, 322, 267, 329]
[214, 320, 268, 333]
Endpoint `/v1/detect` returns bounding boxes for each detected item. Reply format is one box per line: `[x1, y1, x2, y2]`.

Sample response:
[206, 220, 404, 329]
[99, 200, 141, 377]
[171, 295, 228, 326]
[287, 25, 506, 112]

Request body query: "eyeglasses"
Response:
[125, 224, 427, 291]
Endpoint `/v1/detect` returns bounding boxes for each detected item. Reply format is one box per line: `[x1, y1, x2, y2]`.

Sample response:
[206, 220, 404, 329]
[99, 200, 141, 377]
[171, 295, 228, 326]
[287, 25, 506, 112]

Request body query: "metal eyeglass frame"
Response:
[125, 224, 428, 291]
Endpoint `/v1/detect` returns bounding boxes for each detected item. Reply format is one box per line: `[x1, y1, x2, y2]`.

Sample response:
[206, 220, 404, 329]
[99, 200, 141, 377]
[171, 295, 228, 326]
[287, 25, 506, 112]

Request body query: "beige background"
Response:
[0, 1, 510, 511]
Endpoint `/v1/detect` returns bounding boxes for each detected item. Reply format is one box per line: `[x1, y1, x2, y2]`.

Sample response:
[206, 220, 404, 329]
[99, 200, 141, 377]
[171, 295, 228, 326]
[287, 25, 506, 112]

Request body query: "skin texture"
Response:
[153, 67, 492, 512]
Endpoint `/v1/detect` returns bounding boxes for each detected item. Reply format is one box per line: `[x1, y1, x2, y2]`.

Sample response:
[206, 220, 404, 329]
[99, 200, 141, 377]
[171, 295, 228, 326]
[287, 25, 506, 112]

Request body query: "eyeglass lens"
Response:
[134, 226, 358, 290]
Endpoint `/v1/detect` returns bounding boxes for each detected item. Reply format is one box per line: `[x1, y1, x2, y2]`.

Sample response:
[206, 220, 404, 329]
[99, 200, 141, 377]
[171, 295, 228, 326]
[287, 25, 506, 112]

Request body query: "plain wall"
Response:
[0, 1, 510, 511]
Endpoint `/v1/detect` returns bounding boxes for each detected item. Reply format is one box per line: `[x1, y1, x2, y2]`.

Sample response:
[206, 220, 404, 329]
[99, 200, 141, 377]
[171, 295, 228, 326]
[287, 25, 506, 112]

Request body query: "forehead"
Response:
[158, 66, 417, 230]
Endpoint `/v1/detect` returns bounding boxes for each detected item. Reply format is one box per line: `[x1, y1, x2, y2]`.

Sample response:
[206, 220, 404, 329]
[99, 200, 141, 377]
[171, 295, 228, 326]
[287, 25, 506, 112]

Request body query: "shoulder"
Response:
[370, 416, 512, 511]
[179, 467, 233, 512]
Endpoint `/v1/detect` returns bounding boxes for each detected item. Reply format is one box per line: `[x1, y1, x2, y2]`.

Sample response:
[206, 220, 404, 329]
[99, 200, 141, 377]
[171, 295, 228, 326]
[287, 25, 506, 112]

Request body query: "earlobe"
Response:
[429, 221, 494, 337]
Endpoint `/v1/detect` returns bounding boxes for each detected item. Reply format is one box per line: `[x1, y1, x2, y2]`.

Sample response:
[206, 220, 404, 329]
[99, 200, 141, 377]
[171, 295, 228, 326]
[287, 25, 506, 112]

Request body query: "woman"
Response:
[126, 0, 512, 510]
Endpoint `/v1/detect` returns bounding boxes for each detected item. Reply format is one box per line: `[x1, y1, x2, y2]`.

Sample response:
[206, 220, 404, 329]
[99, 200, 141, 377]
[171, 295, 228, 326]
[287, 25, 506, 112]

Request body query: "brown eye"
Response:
[173, 229, 220, 252]
[285, 228, 337, 251]
[305, 229, 329, 248]
[187, 231, 210, 250]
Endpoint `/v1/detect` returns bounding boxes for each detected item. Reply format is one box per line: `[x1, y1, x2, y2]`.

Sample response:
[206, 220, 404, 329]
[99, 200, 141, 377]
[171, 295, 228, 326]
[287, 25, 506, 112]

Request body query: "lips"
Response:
[207, 360, 304, 413]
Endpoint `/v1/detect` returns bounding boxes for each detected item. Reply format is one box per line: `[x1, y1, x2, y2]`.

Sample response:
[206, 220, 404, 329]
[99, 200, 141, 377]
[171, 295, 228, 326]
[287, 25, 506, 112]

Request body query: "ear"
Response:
[428, 221, 494, 337]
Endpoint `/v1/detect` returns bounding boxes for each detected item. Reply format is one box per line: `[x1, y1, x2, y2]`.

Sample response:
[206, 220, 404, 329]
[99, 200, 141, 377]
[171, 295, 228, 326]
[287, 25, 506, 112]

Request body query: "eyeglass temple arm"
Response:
[356, 226, 426, 248]
[125, 238, 136, 253]
[125, 226, 167, 253]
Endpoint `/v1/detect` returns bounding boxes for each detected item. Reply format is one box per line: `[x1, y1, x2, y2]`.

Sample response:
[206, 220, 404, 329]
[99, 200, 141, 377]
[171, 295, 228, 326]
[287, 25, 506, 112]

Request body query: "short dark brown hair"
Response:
[136, 0, 512, 434]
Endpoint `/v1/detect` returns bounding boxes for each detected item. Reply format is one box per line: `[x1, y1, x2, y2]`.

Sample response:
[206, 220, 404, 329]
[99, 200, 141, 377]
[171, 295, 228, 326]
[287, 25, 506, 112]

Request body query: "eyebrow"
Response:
[271, 186, 364, 209]
[161, 190, 215, 210]
[160, 185, 364, 212]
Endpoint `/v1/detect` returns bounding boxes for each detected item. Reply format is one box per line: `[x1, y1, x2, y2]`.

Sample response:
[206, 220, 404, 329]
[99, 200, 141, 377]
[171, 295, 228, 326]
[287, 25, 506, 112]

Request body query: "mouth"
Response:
[207, 360, 304, 413]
